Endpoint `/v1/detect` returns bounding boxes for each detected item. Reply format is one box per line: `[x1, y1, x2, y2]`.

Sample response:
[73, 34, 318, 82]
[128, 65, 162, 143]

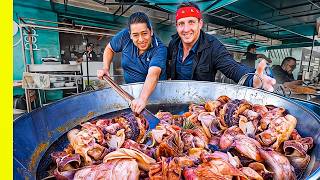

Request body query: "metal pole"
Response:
[27, 31, 35, 64]
[114, 0, 138, 22]
[86, 55, 90, 87]
[19, 20, 32, 113]
[19, 26, 27, 70]
[308, 29, 316, 72]
[19, 23, 115, 36]
[307, 0, 320, 9]
[21, 17, 71, 26]
[21, 17, 118, 33]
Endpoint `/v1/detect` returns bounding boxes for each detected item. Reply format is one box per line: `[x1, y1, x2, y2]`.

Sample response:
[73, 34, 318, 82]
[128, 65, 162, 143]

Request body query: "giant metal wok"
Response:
[14, 81, 320, 179]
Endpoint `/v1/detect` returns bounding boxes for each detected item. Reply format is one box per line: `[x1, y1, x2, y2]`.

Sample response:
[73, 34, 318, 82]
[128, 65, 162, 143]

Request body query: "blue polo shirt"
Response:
[110, 29, 167, 83]
[176, 40, 199, 80]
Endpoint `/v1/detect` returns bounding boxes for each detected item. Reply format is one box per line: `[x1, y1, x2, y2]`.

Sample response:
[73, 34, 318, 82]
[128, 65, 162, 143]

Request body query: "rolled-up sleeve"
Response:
[150, 46, 167, 69]
[149, 46, 167, 80]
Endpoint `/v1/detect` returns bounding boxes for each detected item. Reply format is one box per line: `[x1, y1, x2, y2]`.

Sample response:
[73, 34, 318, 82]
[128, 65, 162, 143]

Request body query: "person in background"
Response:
[272, 57, 301, 84]
[241, 44, 272, 68]
[167, 1, 276, 91]
[97, 48, 105, 61]
[83, 43, 98, 61]
[97, 12, 167, 114]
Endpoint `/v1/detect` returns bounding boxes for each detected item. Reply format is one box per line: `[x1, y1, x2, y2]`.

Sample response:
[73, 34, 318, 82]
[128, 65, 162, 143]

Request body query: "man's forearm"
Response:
[103, 44, 115, 71]
[139, 70, 160, 102]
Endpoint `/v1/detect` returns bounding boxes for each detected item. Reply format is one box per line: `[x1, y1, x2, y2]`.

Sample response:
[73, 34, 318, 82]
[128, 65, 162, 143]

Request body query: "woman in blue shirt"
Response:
[97, 12, 167, 114]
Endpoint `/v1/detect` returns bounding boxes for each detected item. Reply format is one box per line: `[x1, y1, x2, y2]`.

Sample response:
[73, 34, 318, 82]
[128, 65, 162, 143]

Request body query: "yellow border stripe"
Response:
[1, 0, 13, 179]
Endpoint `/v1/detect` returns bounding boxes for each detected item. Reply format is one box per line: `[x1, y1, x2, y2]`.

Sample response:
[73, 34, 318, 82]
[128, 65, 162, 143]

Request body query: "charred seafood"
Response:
[48, 96, 313, 180]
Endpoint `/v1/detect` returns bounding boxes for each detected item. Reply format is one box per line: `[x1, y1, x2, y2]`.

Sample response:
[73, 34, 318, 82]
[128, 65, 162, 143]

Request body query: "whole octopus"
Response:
[50, 95, 313, 180]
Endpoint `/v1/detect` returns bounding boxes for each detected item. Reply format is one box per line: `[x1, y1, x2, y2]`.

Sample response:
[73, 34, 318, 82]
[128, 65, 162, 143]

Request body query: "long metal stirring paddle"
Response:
[102, 75, 160, 130]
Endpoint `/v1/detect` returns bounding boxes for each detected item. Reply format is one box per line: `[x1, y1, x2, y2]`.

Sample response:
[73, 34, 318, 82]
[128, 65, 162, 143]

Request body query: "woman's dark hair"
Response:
[128, 12, 152, 31]
[177, 1, 200, 11]
[281, 57, 296, 67]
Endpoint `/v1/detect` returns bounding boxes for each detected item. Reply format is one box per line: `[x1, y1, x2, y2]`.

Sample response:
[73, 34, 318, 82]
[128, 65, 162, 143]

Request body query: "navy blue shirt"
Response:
[110, 29, 167, 83]
[176, 40, 199, 80]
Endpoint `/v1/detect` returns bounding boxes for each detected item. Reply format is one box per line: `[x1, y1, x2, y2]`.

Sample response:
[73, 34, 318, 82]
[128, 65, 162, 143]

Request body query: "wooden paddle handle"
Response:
[102, 75, 134, 102]
[103, 75, 160, 130]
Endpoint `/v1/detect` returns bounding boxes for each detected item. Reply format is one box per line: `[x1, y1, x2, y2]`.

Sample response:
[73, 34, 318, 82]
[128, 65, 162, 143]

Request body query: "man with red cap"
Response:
[167, 2, 276, 91]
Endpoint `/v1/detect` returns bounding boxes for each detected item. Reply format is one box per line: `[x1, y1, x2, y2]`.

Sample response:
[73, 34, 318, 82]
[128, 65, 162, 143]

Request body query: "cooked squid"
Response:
[49, 95, 313, 180]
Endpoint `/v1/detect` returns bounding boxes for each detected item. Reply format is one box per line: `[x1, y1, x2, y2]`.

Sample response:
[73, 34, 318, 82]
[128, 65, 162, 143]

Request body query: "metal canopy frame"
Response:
[49, 0, 320, 49]
[220, 0, 320, 48]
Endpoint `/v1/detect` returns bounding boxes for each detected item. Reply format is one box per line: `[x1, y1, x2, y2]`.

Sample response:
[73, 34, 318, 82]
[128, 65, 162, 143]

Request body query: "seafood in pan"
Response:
[49, 96, 313, 180]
